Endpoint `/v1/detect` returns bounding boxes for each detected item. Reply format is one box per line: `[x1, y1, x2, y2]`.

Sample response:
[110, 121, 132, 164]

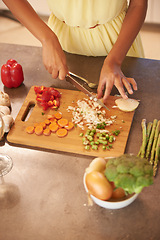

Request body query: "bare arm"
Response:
[97, 0, 148, 102]
[2, 0, 68, 80]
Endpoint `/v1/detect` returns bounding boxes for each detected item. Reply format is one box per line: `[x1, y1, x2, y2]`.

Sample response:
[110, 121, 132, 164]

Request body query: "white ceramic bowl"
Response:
[83, 173, 139, 210]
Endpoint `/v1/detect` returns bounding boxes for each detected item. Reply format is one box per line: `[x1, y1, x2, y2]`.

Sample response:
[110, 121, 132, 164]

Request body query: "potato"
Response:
[115, 98, 139, 112]
[111, 188, 126, 199]
[85, 171, 113, 200]
[85, 157, 106, 174]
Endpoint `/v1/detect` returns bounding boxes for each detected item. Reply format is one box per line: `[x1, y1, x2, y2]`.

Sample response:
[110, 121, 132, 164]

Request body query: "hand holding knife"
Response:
[66, 72, 110, 111]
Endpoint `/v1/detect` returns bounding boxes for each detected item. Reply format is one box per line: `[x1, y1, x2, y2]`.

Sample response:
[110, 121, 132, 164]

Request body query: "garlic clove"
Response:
[0, 106, 11, 116]
[0, 91, 11, 107]
[2, 115, 14, 133]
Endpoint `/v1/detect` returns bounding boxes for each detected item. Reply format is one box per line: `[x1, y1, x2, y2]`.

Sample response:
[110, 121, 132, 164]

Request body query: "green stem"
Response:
[146, 119, 158, 159]
[150, 120, 160, 164]
[146, 122, 153, 142]
[141, 119, 147, 158]
[137, 121, 152, 157]
[153, 133, 160, 177]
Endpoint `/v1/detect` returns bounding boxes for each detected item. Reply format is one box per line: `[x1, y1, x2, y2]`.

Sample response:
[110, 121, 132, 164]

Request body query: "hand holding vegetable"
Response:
[1, 59, 24, 88]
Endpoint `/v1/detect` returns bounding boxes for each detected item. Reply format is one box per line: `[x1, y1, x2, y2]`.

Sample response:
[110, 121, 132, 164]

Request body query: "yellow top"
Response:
[47, 0, 144, 57]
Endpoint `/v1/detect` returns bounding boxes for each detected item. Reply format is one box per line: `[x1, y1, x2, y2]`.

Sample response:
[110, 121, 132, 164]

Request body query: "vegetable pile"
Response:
[0, 91, 14, 136]
[80, 128, 120, 151]
[34, 86, 61, 111]
[67, 98, 116, 130]
[138, 119, 160, 176]
[67, 97, 120, 151]
[85, 154, 153, 202]
[1, 59, 24, 88]
[25, 111, 74, 137]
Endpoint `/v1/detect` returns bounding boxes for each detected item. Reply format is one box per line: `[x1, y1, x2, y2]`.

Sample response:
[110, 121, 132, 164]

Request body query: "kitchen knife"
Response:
[66, 74, 110, 110]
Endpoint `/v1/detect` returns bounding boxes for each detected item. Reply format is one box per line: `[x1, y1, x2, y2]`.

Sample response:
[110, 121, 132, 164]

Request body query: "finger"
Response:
[58, 66, 68, 80]
[97, 81, 105, 99]
[122, 78, 134, 95]
[52, 69, 59, 79]
[115, 78, 128, 99]
[102, 83, 112, 103]
[46, 65, 52, 74]
[127, 77, 138, 90]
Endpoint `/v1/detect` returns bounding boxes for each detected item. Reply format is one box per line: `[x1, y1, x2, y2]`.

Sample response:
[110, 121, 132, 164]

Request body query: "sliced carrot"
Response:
[44, 119, 50, 125]
[47, 114, 55, 120]
[43, 128, 51, 136]
[65, 122, 74, 131]
[50, 119, 57, 124]
[49, 123, 59, 133]
[54, 111, 62, 120]
[34, 122, 40, 128]
[26, 126, 35, 134]
[35, 125, 43, 135]
[39, 122, 46, 129]
[57, 118, 69, 128]
[56, 128, 68, 138]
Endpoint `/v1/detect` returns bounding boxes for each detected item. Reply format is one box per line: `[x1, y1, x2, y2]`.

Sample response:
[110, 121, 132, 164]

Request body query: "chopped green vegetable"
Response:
[109, 135, 114, 143]
[112, 129, 120, 136]
[85, 129, 91, 135]
[87, 135, 93, 142]
[85, 145, 90, 150]
[91, 129, 96, 134]
[92, 145, 98, 150]
[79, 133, 84, 137]
[96, 122, 106, 129]
[102, 146, 106, 150]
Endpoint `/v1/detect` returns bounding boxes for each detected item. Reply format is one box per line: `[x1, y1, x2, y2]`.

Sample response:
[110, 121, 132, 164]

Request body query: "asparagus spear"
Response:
[150, 120, 160, 165]
[146, 119, 158, 159]
[137, 121, 152, 157]
[146, 122, 153, 142]
[140, 119, 147, 158]
[153, 133, 160, 176]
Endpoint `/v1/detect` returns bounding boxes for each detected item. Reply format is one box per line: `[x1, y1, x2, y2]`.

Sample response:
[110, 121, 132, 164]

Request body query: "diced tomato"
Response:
[40, 102, 49, 111]
[47, 100, 54, 107]
[55, 98, 60, 107]
[49, 88, 61, 98]
[36, 96, 43, 102]
[41, 90, 51, 102]
[34, 86, 46, 94]
[50, 95, 55, 101]
[34, 86, 61, 111]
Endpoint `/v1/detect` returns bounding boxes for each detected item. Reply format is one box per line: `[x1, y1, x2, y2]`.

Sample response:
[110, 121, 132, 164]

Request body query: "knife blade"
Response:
[66, 74, 110, 111]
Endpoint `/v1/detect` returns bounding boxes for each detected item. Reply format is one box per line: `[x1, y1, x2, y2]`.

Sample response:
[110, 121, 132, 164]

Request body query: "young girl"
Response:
[2, 0, 148, 102]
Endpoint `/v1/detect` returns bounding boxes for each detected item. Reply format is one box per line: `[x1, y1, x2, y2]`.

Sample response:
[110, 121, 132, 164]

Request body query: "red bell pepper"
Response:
[1, 59, 24, 88]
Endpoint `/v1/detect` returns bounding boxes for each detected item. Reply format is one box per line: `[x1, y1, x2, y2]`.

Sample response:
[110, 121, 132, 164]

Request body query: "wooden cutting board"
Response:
[7, 86, 134, 157]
